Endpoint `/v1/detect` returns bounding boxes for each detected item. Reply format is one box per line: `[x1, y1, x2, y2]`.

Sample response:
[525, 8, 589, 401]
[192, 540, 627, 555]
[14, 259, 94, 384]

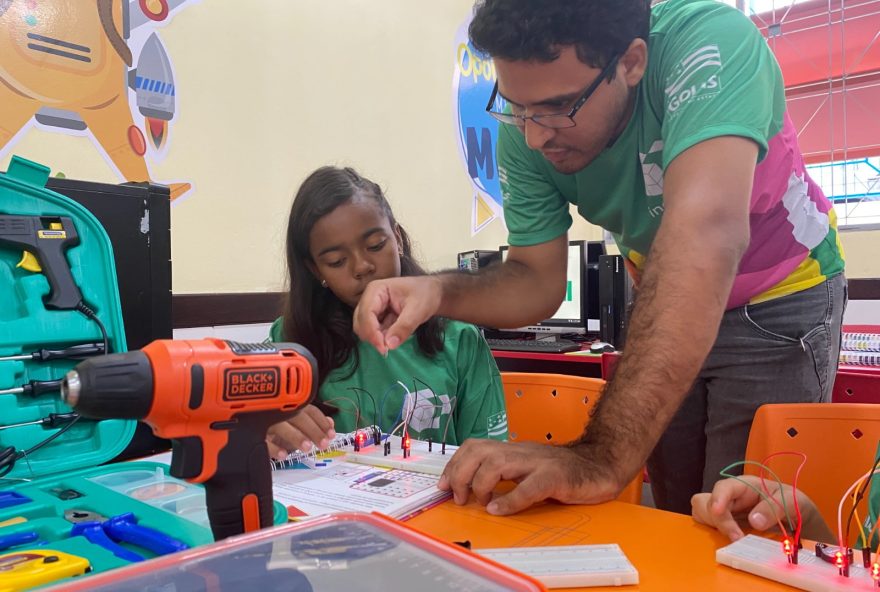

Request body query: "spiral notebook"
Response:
[271, 428, 455, 521]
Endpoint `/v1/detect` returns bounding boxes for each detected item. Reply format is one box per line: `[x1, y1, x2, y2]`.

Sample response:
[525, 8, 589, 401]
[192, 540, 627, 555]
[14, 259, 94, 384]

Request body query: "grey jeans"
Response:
[647, 273, 847, 514]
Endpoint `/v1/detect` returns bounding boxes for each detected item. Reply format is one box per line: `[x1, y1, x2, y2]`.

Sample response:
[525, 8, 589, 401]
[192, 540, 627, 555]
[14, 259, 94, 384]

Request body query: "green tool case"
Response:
[0, 156, 285, 589]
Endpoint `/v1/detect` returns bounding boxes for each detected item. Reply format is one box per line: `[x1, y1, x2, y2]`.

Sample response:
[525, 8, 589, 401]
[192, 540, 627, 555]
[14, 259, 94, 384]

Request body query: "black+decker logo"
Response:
[223, 367, 280, 399]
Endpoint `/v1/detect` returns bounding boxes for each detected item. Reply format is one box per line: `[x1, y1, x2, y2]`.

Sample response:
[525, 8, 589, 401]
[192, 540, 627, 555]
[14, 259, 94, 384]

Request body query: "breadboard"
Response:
[717, 534, 877, 591]
[343, 436, 457, 476]
[476, 544, 639, 588]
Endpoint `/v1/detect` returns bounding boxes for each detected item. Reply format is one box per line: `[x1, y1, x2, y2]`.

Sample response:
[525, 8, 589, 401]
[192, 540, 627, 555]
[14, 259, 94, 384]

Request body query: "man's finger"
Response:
[353, 286, 391, 354]
[385, 306, 425, 351]
[486, 474, 552, 516]
[470, 455, 512, 506]
[442, 441, 493, 505]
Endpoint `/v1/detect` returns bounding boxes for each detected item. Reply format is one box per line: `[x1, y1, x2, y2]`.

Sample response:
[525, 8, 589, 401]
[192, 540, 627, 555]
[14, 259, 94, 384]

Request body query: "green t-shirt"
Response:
[270, 319, 508, 445]
[499, 0, 844, 309]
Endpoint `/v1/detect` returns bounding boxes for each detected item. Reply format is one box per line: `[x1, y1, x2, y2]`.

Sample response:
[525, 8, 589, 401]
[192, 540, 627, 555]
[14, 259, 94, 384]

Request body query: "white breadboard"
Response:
[717, 535, 877, 591]
[343, 435, 457, 475]
[476, 545, 638, 588]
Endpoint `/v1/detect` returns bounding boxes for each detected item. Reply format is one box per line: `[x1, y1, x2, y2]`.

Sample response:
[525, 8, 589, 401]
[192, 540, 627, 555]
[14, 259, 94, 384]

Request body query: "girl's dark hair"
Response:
[281, 166, 445, 384]
[469, 0, 651, 69]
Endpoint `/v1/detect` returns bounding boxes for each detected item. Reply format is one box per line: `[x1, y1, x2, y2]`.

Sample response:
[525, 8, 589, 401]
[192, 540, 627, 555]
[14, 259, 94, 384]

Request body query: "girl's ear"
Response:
[394, 224, 404, 256]
[305, 259, 320, 281]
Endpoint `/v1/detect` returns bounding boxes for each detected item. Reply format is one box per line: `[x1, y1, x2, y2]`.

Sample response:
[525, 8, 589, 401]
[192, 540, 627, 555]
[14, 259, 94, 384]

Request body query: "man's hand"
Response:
[266, 405, 336, 461]
[691, 475, 831, 543]
[353, 276, 443, 355]
[353, 238, 568, 355]
[437, 440, 622, 515]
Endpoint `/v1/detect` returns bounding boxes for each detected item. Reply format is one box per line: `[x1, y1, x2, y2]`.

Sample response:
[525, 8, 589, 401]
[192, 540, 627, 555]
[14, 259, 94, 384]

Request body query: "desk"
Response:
[492, 350, 605, 379]
[408, 499, 788, 591]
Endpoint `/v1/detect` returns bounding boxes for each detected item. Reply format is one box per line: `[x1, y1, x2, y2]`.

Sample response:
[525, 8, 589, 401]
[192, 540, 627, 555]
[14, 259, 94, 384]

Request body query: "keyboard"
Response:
[486, 338, 582, 354]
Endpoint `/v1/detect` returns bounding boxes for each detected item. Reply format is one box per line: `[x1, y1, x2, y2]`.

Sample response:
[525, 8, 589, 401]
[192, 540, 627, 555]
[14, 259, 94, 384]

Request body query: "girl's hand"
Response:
[691, 475, 831, 543]
[267, 405, 336, 461]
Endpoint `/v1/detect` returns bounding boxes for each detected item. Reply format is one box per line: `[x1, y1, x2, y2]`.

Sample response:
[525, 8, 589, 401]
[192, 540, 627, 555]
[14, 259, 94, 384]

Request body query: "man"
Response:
[354, 0, 846, 515]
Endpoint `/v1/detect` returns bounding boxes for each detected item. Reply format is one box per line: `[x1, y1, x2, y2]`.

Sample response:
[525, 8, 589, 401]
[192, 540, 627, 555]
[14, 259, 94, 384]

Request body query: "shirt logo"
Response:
[639, 140, 665, 198]
[665, 45, 722, 115]
[487, 411, 508, 438]
[403, 389, 452, 433]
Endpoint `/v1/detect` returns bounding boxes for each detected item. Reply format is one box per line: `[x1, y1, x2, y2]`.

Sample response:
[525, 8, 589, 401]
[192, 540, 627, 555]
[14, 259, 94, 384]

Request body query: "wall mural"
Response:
[452, 14, 503, 235]
[0, 0, 199, 200]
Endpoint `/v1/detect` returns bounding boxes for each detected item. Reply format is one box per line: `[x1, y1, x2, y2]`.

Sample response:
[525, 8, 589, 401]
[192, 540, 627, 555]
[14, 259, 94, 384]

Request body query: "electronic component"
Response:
[345, 435, 456, 476]
[271, 426, 382, 470]
[717, 534, 878, 591]
[476, 544, 639, 588]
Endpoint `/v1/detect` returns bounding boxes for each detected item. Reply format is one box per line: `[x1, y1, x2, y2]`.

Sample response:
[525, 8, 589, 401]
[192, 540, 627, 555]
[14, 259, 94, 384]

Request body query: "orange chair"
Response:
[744, 403, 880, 542]
[501, 372, 643, 505]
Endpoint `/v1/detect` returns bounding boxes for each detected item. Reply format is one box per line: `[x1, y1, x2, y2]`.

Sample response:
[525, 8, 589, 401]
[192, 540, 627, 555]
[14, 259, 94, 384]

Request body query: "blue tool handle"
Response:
[0, 490, 31, 509]
[71, 522, 144, 562]
[0, 531, 38, 551]
[104, 513, 189, 555]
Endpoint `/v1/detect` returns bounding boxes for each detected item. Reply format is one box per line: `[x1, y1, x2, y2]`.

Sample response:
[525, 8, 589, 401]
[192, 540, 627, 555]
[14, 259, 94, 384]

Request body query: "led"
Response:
[872, 562, 880, 581]
[356, 432, 366, 447]
[782, 539, 792, 556]
[835, 551, 844, 568]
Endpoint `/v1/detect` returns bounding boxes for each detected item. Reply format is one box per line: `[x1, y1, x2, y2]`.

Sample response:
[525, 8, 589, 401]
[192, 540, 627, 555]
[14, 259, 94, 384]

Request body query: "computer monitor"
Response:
[457, 249, 500, 272]
[499, 240, 602, 335]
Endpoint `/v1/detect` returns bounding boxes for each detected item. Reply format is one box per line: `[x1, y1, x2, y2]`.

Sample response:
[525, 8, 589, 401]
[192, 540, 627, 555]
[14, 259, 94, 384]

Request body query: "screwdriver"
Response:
[0, 342, 105, 363]
[0, 412, 79, 431]
[0, 378, 62, 397]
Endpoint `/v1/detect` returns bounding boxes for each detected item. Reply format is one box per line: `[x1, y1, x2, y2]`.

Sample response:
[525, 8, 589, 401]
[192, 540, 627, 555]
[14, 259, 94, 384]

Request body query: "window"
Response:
[724, 0, 880, 229]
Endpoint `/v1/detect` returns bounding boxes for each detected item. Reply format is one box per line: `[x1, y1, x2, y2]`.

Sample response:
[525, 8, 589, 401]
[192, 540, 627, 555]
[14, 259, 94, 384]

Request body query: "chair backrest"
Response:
[745, 403, 880, 537]
[500, 372, 642, 504]
[832, 371, 880, 404]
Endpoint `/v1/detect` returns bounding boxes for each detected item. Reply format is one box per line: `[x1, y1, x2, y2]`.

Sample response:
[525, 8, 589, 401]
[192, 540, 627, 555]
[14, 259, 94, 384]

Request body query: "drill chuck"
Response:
[61, 351, 154, 419]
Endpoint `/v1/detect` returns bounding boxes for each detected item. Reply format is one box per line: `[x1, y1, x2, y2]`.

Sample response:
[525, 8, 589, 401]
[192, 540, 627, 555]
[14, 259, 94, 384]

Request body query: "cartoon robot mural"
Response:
[0, 0, 198, 200]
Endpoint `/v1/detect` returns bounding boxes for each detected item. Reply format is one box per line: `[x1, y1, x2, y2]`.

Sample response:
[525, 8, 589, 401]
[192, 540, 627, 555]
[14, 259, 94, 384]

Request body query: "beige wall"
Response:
[2, 1, 875, 294]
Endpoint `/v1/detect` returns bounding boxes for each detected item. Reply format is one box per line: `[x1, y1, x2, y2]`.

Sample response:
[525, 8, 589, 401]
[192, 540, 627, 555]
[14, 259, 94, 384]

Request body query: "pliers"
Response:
[64, 508, 189, 562]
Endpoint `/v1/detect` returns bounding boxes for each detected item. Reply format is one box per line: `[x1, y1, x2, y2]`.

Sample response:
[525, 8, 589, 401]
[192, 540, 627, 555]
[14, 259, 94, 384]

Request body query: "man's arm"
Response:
[573, 135, 755, 488]
[439, 136, 756, 514]
[353, 235, 568, 353]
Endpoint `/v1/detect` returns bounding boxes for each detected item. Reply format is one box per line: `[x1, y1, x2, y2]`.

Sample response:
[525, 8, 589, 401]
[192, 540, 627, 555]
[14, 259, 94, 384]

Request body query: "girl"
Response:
[267, 166, 507, 460]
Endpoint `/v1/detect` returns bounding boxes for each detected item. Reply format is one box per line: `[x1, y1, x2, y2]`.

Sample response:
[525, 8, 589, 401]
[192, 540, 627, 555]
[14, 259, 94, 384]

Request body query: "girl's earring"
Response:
[320, 279, 328, 288]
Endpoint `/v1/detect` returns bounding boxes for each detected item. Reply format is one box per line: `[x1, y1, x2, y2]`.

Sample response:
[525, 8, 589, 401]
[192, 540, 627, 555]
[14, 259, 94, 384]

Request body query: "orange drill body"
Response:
[62, 338, 317, 540]
[141, 339, 314, 484]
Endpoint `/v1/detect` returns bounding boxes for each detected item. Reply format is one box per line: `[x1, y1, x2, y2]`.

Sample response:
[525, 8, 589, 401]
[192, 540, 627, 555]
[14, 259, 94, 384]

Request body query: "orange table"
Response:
[408, 498, 790, 591]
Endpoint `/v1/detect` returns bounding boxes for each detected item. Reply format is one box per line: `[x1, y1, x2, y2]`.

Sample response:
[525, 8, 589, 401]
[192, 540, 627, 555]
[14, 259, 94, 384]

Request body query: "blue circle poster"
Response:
[452, 15, 505, 234]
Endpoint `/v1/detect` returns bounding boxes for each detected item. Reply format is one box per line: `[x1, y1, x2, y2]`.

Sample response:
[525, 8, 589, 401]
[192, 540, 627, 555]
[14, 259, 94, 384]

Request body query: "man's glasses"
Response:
[485, 55, 620, 129]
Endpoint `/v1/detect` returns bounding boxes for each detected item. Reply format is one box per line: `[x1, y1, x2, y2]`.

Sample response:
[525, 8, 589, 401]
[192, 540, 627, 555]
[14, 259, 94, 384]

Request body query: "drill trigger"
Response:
[170, 436, 204, 480]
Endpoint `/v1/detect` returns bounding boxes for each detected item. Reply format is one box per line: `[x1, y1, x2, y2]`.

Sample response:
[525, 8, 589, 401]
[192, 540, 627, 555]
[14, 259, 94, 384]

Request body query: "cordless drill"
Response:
[60, 339, 317, 540]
